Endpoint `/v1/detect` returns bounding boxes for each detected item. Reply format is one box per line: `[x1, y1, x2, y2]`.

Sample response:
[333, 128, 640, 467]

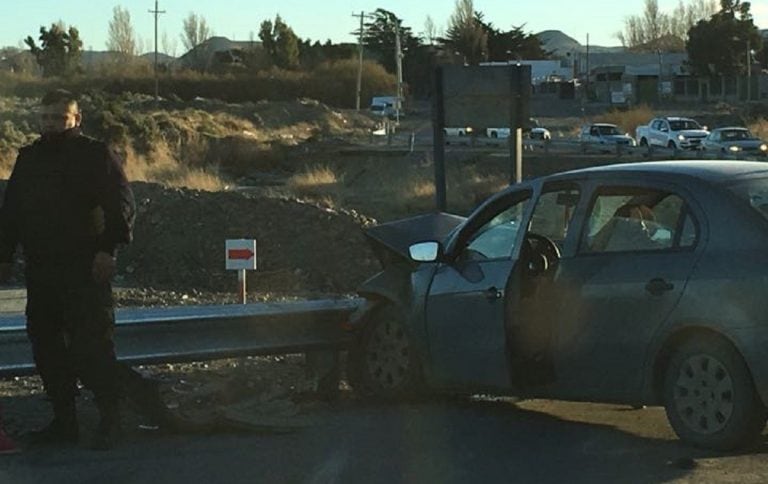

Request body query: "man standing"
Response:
[0, 89, 137, 450]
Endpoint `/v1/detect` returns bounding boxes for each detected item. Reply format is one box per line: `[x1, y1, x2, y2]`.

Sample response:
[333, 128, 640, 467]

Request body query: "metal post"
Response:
[433, 66, 447, 211]
[509, 66, 524, 184]
[238, 269, 247, 304]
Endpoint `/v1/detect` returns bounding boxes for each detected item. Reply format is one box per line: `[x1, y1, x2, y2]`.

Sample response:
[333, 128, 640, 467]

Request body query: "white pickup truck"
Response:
[635, 117, 709, 150]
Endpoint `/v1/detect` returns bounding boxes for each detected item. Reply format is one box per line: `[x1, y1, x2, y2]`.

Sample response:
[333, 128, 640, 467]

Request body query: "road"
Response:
[3, 397, 768, 484]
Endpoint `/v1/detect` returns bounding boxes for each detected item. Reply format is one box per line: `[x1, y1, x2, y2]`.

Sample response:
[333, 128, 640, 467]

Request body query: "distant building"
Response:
[178, 36, 266, 71]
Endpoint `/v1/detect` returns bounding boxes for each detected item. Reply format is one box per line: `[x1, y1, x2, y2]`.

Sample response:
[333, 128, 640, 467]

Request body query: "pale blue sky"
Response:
[3, 0, 767, 54]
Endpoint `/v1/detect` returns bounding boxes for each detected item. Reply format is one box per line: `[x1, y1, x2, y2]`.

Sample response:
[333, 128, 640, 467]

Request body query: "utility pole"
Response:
[149, 0, 166, 104]
[747, 39, 751, 102]
[585, 33, 590, 102]
[352, 11, 367, 111]
[394, 19, 403, 125]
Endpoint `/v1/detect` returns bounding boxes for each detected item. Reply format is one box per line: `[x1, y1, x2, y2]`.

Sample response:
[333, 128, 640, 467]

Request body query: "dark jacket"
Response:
[0, 128, 135, 268]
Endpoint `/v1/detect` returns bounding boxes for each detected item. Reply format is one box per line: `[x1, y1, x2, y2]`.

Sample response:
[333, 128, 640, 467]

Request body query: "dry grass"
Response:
[123, 143, 226, 191]
[286, 165, 343, 204]
[749, 118, 768, 140]
[593, 105, 655, 135]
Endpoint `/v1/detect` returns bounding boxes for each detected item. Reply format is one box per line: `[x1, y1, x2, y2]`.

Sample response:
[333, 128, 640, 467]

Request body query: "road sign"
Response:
[225, 239, 257, 271]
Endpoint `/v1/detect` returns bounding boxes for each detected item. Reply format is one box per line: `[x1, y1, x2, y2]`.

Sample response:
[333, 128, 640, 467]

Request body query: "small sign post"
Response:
[225, 239, 257, 304]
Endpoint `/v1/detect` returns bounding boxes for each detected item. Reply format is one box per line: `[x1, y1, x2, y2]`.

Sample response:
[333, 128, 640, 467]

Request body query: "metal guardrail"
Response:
[0, 298, 362, 377]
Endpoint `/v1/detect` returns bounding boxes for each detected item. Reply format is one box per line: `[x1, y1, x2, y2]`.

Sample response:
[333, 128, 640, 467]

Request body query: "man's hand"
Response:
[0, 263, 12, 284]
[92, 251, 116, 283]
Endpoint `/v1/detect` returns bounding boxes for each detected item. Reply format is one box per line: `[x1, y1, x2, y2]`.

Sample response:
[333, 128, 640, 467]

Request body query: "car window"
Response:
[462, 197, 529, 260]
[670, 119, 701, 130]
[598, 125, 620, 135]
[528, 185, 580, 250]
[725, 177, 768, 221]
[580, 188, 695, 253]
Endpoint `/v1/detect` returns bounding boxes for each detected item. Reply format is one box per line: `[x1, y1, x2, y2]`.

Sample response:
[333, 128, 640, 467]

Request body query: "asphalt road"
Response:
[3, 397, 768, 484]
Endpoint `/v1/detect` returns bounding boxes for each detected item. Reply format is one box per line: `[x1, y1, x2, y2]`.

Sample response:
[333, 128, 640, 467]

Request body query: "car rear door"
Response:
[546, 181, 703, 401]
[424, 190, 532, 391]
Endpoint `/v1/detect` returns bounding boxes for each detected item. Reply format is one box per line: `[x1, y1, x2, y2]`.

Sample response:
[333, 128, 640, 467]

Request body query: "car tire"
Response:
[668, 140, 677, 150]
[640, 138, 648, 147]
[348, 304, 424, 400]
[663, 334, 767, 450]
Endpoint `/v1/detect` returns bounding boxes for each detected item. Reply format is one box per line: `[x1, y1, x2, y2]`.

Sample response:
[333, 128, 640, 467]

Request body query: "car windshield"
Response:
[721, 129, 751, 140]
[669, 119, 701, 130]
[725, 177, 768, 220]
[596, 125, 620, 135]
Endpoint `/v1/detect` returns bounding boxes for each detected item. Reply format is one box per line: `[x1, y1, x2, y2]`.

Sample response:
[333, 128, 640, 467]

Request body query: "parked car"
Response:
[578, 123, 637, 152]
[486, 118, 551, 141]
[348, 160, 768, 451]
[636, 117, 709, 150]
[701, 127, 768, 158]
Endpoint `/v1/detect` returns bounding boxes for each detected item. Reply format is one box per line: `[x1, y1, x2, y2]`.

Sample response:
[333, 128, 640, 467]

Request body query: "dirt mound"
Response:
[112, 182, 380, 295]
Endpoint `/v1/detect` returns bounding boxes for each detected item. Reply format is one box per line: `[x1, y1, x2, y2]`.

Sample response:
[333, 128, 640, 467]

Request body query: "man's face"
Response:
[39, 101, 81, 135]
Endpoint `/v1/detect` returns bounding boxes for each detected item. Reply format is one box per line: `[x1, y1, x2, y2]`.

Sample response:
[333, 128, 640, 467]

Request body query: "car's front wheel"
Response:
[663, 335, 766, 450]
[348, 304, 424, 399]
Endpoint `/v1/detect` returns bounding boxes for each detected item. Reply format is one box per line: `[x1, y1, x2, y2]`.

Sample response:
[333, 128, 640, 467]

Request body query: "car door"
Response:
[545, 182, 703, 401]
[424, 190, 532, 391]
[652, 119, 668, 146]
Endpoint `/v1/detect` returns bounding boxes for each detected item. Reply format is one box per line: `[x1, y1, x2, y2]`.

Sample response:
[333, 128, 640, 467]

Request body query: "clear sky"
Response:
[3, 0, 767, 54]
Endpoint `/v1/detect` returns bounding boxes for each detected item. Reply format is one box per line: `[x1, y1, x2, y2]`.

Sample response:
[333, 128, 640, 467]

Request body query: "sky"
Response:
[2, 0, 767, 54]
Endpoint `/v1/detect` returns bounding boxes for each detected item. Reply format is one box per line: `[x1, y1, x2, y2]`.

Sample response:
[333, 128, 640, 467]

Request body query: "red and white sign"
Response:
[225, 239, 257, 271]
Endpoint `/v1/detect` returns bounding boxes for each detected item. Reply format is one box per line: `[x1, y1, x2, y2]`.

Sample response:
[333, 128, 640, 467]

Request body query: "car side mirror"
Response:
[409, 241, 441, 262]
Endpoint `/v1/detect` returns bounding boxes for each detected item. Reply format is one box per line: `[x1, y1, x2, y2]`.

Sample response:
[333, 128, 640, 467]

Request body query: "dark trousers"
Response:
[25, 277, 120, 409]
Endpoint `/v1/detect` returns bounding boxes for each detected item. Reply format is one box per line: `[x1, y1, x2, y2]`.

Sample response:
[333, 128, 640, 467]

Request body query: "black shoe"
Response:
[27, 418, 79, 445]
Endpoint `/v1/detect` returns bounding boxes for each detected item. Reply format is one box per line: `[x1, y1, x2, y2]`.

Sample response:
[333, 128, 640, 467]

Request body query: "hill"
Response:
[536, 30, 625, 56]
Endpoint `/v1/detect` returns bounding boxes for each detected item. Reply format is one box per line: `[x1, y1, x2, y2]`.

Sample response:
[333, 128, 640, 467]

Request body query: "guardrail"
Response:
[0, 298, 362, 377]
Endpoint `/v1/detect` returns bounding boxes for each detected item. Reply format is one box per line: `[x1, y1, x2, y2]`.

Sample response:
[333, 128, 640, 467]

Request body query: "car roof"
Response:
[712, 126, 749, 131]
[664, 116, 696, 121]
[543, 160, 768, 185]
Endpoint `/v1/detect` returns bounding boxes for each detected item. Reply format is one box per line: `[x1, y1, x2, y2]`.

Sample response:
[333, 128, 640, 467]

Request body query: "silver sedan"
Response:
[702, 127, 768, 158]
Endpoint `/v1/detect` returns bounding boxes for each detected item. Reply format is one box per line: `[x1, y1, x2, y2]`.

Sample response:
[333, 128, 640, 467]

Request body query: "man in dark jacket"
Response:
[0, 90, 159, 450]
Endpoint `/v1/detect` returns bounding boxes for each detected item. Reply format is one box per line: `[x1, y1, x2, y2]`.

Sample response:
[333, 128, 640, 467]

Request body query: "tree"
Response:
[106, 6, 136, 56]
[686, 0, 763, 75]
[25, 22, 83, 77]
[180, 12, 211, 52]
[259, 15, 300, 69]
[443, 0, 487, 64]
[617, 0, 718, 52]
[475, 15, 548, 61]
[422, 15, 439, 46]
[363, 9, 421, 73]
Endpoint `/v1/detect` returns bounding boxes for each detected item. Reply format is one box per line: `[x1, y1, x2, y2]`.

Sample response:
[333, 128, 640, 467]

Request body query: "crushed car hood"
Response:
[365, 212, 466, 264]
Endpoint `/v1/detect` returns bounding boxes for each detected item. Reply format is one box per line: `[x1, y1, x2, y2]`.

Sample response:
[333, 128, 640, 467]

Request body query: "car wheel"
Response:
[349, 304, 424, 400]
[640, 138, 648, 147]
[663, 335, 766, 450]
[668, 140, 677, 150]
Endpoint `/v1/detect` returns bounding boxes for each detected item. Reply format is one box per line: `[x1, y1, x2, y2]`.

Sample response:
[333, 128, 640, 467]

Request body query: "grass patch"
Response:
[593, 105, 654, 135]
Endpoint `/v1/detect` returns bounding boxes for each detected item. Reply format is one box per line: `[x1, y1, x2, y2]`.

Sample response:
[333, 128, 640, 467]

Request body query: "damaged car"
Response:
[347, 160, 768, 451]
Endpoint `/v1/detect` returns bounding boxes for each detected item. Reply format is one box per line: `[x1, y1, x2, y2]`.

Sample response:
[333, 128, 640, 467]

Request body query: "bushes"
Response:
[594, 104, 655, 135]
[0, 63, 397, 109]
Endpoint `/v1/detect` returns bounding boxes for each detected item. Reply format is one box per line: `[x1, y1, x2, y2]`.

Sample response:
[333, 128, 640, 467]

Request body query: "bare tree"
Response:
[106, 6, 136, 55]
[180, 12, 211, 52]
[161, 30, 177, 57]
[616, 0, 717, 51]
[422, 15, 439, 45]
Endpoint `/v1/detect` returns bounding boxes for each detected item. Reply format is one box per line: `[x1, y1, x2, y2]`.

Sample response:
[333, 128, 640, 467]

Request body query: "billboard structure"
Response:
[432, 65, 533, 210]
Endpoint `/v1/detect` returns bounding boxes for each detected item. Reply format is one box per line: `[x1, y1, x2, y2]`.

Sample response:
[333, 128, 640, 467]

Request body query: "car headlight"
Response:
[729, 145, 740, 152]
[760, 144, 768, 152]
[465, 127, 473, 134]
[677, 134, 685, 141]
